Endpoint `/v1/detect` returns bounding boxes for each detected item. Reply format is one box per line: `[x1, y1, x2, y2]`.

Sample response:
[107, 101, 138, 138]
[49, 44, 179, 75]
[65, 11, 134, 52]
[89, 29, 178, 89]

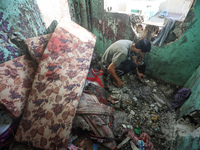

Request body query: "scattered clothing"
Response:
[122, 128, 156, 150]
[171, 88, 191, 108]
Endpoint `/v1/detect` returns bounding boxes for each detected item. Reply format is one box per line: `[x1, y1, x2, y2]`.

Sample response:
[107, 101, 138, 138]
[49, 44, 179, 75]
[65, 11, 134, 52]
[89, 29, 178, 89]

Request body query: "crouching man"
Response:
[101, 39, 151, 87]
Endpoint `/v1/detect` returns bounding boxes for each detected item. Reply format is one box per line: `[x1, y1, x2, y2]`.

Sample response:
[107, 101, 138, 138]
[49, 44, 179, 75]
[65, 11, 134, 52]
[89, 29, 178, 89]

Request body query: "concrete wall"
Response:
[70, 0, 199, 86]
[178, 65, 200, 118]
[160, 0, 193, 15]
[70, 0, 136, 55]
[0, 0, 198, 94]
[173, 135, 200, 150]
[146, 0, 200, 86]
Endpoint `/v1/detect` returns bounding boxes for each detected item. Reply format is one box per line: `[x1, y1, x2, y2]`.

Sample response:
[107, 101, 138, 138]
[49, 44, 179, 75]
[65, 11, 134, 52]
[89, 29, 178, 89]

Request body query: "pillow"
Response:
[15, 19, 96, 150]
[0, 55, 35, 118]
[24, 33, 52, 64]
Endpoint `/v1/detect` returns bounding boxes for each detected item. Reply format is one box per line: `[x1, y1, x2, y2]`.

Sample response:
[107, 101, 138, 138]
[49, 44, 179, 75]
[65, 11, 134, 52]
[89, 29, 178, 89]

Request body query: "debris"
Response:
[68, 144, 83, 150]
[93, 143, 98, 150]
[151, 115, 159, 123]
[138, 140, 145, 150]
[130, 110, 136, 116]
[127, 125, 133, 130]
[117, 137, 130, 149]
[122, 124, 127, 128]
[130, 141, 139, 150]
[133, 128, 141, 135]
[152, 88, 157, 93]
[133, 96, 138, 102]
[79, 139, 86, 147]
[152, 94, 166, 105]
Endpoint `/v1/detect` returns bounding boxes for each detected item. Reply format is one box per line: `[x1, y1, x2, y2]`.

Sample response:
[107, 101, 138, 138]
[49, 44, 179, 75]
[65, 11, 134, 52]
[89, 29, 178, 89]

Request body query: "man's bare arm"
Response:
[107, 63, 123, 87]
[132, 56, 143, 80]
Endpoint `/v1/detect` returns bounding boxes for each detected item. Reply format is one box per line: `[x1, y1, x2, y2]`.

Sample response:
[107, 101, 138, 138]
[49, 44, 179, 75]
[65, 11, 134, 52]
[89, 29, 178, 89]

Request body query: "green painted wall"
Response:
[70, 0, 200, 86]
[173, 135, 200, 150]
[0, 0, 47, 63]
[178, 65, 200, 118]
[88, 0, 137, 55]
[146, 0, 200, 86]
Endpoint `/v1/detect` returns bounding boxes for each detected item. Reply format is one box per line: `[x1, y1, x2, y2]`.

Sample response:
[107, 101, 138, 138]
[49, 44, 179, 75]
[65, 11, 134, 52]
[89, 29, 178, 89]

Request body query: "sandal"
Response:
[138, 140, 145, 150]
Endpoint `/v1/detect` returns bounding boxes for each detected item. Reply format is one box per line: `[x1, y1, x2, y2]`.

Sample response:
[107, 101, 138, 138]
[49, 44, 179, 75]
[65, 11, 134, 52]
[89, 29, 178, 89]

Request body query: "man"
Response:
[101, 39, 151, 87]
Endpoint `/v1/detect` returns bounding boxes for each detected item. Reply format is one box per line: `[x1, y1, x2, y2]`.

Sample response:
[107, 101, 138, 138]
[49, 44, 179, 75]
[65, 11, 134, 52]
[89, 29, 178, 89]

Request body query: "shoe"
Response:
[138, 140, 145, 150]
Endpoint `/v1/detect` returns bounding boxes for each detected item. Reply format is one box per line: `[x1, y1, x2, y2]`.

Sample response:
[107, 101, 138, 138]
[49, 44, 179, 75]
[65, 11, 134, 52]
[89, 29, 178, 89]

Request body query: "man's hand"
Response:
[113, 79, 123, 87]
[108, 63, 124, 87]
[137, 72, 144, 81]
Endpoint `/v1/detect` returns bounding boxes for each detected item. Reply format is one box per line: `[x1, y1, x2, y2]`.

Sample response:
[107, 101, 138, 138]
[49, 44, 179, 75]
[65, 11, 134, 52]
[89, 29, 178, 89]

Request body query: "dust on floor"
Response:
[5, 65, 199, 150]
[103, 72, 198, 150]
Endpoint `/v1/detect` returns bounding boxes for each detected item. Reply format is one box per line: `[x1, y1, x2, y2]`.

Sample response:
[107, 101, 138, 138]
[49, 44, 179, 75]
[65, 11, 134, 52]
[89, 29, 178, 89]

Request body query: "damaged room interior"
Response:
[0, 0, 200, 150]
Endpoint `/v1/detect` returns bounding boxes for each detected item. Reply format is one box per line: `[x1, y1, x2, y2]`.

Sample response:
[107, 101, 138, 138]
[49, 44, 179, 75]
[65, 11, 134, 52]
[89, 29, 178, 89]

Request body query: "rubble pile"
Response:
[4, 57, 199, 150]
[104, 73, 181, 149]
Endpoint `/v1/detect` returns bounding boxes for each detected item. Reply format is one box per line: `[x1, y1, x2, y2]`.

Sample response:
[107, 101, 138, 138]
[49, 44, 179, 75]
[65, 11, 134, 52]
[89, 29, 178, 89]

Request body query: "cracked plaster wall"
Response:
[146, 0, 200, 86]
[0, 0, 199, 149]
[68, 0, 136, 56]
[179, 64, 200, 119]
[69, 0, 199, 86]
[0, 0, 46, 62]
[70, 0, 200, 87]
[68, 2, 200, 148]
[0, 0, 70, 63]
[173, 134, 200, 150]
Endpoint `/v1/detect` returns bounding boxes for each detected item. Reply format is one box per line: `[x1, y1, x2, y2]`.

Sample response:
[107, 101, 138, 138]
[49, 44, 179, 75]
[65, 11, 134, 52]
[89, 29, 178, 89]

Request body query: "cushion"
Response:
[24, 33, 52, 64]
[0, 55, 35, 118]
[15, 19, 96, 149]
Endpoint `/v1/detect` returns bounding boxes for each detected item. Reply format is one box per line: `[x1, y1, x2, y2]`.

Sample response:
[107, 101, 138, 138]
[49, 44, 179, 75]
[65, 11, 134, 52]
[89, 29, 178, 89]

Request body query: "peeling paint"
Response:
[146, 0, 200, 86]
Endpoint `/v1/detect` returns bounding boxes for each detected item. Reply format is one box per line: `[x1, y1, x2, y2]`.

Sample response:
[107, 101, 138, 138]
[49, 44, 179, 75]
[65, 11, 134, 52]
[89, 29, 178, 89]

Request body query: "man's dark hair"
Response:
[135, 39, 151, 53]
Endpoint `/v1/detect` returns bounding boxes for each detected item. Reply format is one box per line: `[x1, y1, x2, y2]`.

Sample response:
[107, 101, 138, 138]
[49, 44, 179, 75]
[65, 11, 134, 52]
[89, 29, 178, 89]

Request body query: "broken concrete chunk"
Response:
[130, 141, 139, 150]
[173, 28, 182, 37]
[154, 106, 159, 112]
[133, 96, 138, 102]
[117, 137, 130, 149]
[122, 124, 127, 128]
[130, 110, 136, 116]
[153, 94, 166, 105]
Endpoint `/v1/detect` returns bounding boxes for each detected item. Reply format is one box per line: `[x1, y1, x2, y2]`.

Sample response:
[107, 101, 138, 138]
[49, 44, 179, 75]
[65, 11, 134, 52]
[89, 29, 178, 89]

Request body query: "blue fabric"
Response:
[171, 88, 191, 108]
[138, 140, 145, 150]
[93, 143, 98, 150]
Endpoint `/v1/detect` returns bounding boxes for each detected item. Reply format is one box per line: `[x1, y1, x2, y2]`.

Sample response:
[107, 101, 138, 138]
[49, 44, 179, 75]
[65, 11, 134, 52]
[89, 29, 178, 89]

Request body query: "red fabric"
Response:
[86, 68, 104, 88]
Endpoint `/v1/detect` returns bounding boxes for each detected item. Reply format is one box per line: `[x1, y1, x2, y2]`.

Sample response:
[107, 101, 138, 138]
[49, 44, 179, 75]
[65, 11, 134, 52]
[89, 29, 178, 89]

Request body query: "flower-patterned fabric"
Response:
[24, 33, 52, 64]
[23, 33, 116, 149]
[24, 34, 108, 105]
[15, 19, 96, 149]
[0, 55, 35, 118]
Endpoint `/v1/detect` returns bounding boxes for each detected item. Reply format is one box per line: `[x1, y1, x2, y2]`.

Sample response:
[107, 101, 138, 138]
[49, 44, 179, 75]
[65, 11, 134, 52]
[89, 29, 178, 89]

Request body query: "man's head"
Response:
[131, 39, 151, 54]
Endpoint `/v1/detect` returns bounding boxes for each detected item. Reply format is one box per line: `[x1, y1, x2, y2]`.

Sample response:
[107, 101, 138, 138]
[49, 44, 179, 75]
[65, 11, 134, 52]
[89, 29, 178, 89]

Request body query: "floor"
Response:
[103, 72, 198, 149]
[3, 57, 199, 150]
